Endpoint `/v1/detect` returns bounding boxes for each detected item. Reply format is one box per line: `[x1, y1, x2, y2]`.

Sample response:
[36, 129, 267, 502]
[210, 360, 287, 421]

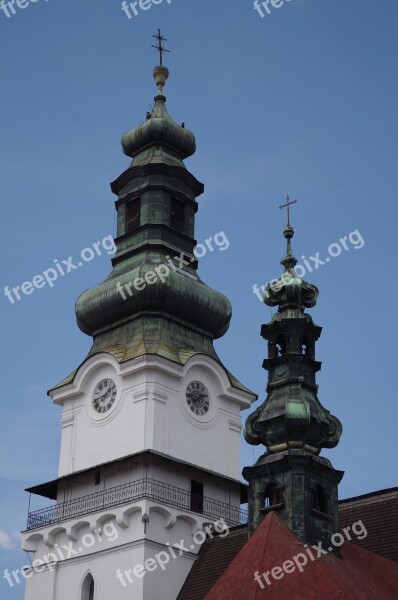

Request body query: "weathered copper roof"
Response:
[75, 266, 232, 340]
[244, 220, 342, 456]
[49, 337, 255, 397]
[122, 94, 196, 168]
[122, 65, 196, 168]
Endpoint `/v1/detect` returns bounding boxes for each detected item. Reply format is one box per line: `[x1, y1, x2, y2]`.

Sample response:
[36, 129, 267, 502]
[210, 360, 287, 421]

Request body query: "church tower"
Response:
[22, 39, 256, 600]
[243, 205, 344, 548]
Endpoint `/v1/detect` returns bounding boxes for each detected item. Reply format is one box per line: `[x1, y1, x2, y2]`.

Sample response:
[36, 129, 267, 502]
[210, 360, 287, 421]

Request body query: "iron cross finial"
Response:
[279, 195, 297, 227]
[151, 28, 170, 66]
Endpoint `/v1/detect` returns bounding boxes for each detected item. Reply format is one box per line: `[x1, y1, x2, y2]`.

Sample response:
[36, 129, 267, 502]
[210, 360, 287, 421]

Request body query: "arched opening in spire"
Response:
[301, 335, 314, 358]
[301, 335, 309, 355]
[312, 484, 328, 514]
[275, 335, 287, 356]
[263, 483, 281, 508]
[81, 572, 95, 600]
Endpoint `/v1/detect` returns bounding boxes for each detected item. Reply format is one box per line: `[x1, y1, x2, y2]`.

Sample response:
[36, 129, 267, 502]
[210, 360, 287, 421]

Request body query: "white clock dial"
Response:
[186, 381, 210, 416]
[92, 379, 117, 414]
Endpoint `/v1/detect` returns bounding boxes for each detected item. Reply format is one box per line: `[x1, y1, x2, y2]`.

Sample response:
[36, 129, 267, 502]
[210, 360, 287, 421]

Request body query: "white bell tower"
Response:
[22, 47, 256, 600]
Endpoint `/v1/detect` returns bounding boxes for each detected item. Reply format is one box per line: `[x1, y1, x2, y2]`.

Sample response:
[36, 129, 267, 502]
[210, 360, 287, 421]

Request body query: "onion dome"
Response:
[121, 66, 196, 168]
[75, 256, 232, 340]
[244, 213, 342, 455]
[75, 59, 232, 351]
[264, 224, 318, 311]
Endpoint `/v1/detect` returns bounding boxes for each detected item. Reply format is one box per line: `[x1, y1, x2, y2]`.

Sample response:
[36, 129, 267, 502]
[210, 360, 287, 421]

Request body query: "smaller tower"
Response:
[243, 203, 343, 548]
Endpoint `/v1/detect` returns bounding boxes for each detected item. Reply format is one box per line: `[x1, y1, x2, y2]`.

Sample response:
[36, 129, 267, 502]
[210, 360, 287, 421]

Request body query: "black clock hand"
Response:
[100, 387, 112, 402]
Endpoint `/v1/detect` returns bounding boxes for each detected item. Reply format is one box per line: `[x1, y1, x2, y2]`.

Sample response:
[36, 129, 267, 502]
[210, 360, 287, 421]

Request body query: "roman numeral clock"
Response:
[186, 381, 210, 416]
[92, 378, 117, 414]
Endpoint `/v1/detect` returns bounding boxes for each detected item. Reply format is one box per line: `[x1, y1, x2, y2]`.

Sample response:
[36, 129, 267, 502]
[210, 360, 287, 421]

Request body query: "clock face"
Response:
[92, 379, 117, 414]
[186, 381, 210, 416]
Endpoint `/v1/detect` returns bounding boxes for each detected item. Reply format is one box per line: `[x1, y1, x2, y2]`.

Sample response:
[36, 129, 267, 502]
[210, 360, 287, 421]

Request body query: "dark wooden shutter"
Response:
[126, 199, 141, 233]
[170, 198, 186, 233]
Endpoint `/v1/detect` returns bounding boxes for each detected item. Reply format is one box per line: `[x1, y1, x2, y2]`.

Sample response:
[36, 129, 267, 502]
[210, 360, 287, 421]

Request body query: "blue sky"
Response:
[1, 0, 397, 596]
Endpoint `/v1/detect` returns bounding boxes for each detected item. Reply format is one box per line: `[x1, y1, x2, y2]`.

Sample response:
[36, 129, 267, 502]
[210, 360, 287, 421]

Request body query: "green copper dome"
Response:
[75, 60, 232, 355]
[122, 66, 196, 168]
[264, 225, 318, 311]
[76, 253, 232, 339]
[244, 221, 342, 455]
[122, 96, 196, 167]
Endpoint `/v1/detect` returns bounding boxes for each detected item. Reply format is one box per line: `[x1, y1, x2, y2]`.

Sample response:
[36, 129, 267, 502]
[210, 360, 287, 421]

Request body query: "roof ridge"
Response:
[340, 487, 398, 504]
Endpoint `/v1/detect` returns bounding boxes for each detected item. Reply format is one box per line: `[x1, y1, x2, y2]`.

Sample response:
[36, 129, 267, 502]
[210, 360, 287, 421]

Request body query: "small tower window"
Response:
[312, 484, 328, 514]
[275, 335, 287, 356]
[263, 483, 281, 508]
[81, 573, 95, 600]
[190, 480, 204, 514]
[126, 199, 141, 233]
[301, 335, 314, 358]
[170, 198, 186, 233]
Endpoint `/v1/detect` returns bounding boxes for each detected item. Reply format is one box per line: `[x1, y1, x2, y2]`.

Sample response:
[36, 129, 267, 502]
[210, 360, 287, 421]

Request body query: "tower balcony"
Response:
[25, 477, 248, 531]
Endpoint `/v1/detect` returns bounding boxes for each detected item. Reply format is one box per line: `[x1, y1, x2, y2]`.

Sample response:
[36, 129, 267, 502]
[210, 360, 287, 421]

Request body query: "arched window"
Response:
[81, 573, 94, 600]
[301, 336, 314, 358]
[263, 483, 281, 508]
[312, 484, 328, 514]
[275, 335, 286, 356]
[268, 341, 277, 359]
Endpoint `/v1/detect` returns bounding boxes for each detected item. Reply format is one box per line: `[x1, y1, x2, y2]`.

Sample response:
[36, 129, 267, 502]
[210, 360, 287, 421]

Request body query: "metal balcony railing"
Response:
[26, 478, 248, 531]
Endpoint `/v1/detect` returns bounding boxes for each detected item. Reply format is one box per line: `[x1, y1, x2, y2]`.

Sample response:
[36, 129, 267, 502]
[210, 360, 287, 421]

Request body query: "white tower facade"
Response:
[22, 59, 256, 600]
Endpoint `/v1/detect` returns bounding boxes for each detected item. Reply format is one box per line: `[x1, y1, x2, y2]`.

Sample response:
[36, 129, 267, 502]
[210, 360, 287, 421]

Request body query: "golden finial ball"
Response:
[153, 65, 169, 88]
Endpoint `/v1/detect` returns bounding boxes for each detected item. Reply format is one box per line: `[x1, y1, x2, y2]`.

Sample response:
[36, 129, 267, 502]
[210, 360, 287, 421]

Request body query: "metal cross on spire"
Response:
[151, 28, 170, 66]
[279, 195, 297, 227]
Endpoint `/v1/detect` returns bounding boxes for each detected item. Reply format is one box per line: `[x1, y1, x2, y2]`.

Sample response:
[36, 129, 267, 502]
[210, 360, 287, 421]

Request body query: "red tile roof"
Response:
[339, 487, 398, 562]
[203, 511, 398, 600]
[178, 525, 247, 600]
[179, 487, 398, 599]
